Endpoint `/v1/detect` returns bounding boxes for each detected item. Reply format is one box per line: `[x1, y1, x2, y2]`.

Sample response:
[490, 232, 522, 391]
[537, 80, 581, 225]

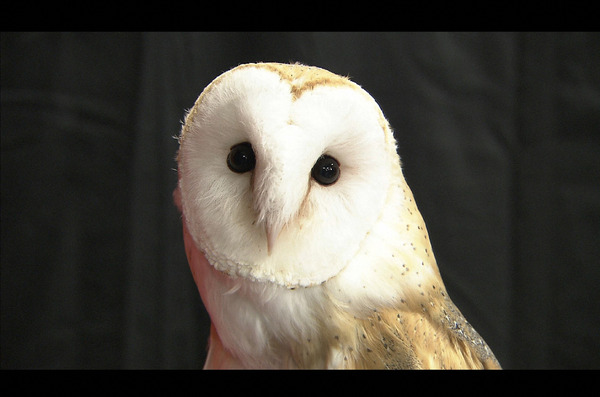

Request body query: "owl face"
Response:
[178, 63, 398, 288]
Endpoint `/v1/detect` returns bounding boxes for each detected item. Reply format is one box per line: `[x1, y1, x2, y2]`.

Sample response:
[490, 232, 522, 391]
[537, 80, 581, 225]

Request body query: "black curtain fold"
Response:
[123, 33, 210, 369]
[2, 32, 599, 369]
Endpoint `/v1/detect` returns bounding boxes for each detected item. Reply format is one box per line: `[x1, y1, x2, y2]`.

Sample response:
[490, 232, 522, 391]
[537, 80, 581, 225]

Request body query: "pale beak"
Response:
[266, 221, 283, 256]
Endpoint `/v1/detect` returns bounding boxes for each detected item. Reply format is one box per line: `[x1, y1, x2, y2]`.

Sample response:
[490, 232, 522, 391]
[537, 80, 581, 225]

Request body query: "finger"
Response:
[181, 215, 211, 291]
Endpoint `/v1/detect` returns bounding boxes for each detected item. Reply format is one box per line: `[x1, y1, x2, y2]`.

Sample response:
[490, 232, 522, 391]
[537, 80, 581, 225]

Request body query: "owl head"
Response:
[177, 63, 401, 288]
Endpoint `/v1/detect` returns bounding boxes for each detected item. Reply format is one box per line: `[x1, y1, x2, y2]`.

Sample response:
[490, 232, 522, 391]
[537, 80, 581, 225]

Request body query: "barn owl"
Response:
[174, 62, 501, 369]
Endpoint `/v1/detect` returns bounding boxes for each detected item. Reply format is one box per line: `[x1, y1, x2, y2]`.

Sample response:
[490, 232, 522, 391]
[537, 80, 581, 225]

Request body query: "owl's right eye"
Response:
[227, 142, 256, 173]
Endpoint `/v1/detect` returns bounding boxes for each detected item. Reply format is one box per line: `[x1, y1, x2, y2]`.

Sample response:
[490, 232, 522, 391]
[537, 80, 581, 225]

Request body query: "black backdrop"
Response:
[2, 32, 599, 369]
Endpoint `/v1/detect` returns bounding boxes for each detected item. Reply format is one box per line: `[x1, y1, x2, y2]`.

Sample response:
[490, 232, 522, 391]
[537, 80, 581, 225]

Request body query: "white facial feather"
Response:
[180, 64, 393, 288]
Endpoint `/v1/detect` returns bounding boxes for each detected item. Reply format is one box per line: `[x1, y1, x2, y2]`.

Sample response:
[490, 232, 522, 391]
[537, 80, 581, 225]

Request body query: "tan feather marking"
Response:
[179, 62, 391, 144]
[256, 62, 355, 100]
[328, 301, 500, 369]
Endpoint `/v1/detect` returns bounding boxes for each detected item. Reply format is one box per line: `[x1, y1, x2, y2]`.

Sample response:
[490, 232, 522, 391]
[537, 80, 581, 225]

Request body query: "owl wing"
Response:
[433, 293, 502, 369]
[344, 293, 501, 369]
[339, 176, 501, 369]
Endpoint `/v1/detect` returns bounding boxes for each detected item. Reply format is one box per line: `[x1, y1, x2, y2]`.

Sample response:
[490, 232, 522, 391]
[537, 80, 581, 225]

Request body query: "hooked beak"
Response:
[266, 221, 283, 256]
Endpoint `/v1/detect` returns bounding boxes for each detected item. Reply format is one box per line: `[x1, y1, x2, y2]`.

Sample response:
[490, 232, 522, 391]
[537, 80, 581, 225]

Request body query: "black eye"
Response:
[227, 142, 256, 173]
[311, 155, 340, 186]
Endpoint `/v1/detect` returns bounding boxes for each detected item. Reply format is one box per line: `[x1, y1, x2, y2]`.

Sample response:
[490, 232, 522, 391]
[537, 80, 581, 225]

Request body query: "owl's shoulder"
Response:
[331, 301, 500, 369]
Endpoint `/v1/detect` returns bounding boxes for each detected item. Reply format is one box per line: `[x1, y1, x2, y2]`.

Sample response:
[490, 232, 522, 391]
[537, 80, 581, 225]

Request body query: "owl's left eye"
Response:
[227, 142, 256, 173]
[311, 155, 340, 186]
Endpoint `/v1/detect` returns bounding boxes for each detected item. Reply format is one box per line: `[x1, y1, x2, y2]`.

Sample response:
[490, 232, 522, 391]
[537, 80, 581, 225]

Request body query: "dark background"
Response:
[2, 32, 599, 369]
